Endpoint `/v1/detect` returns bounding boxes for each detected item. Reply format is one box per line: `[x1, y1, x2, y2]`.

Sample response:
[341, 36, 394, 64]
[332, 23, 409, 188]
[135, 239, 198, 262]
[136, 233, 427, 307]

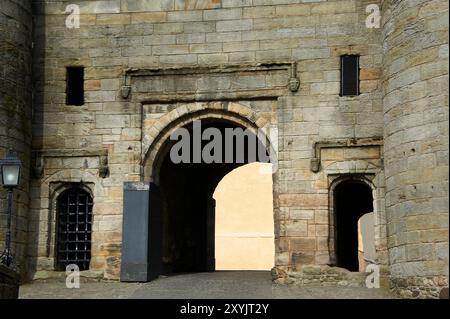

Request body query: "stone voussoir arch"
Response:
[43, 169, 103, 197]
[142, 101, 274, 183]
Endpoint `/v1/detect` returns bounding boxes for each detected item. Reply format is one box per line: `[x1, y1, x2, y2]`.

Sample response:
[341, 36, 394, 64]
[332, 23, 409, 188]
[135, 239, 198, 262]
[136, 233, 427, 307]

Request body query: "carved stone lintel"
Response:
[123, 62, 299, 100]
[31, 149, 110, 179]
[310, 137, 384, 173]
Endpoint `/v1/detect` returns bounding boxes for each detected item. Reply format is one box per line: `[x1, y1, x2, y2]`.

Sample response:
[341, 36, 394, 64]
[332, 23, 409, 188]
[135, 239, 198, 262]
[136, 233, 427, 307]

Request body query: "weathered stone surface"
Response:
[0, 0, 33, 281]
[121, 0, 174, 12]
[175, 0, 222, 10]
[382, 0, 449, 298]
[0, 0, 445, 298]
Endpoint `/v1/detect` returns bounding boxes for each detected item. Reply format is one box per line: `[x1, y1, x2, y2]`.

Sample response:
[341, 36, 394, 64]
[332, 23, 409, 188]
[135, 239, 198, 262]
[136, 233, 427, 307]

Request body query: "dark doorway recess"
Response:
[156, 120, 271, 275]
[334, 178, 373, 271]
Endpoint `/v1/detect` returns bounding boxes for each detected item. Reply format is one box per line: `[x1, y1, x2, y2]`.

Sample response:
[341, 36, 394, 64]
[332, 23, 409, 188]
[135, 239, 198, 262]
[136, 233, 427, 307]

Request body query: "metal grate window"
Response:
[56, 188, 93, 271]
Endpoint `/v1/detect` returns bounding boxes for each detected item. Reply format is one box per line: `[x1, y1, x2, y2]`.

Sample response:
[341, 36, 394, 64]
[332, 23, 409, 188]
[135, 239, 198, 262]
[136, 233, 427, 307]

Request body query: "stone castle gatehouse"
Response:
[0, 0, 448, 298]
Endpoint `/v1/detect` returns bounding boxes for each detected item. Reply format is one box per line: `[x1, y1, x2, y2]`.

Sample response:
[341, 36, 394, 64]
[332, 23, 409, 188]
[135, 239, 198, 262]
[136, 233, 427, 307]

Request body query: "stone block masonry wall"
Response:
[0, 0, 33, 280]
[30, 0, 386, 281]
[382, 0, 449, 298]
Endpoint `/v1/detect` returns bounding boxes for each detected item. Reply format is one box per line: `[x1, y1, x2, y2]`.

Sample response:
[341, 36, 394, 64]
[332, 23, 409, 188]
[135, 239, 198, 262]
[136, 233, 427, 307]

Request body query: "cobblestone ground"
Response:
[19, 271, 397, 299]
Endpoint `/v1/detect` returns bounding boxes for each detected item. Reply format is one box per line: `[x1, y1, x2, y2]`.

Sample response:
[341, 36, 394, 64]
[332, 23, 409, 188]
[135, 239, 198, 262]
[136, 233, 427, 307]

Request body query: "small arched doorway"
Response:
[55, 187, 93, 271]
[333, 177, 374, 272]
[153, 118, 275, 275]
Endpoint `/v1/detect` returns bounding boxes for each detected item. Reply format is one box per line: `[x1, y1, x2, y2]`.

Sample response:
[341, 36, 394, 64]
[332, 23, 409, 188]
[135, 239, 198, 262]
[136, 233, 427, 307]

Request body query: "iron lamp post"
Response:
[0, 152, 21, 268]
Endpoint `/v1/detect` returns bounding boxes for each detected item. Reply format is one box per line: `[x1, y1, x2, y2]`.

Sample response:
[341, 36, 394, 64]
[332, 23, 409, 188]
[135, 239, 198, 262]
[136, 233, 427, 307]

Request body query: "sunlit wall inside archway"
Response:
[213, 162, 275, 271]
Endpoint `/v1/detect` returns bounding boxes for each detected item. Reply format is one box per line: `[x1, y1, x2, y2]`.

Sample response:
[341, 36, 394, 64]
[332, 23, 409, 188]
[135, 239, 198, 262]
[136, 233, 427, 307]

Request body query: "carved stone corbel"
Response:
[32, 151, 44, 179]
[310, 157, 321, 173]
[121, 85, 131, 99]
[121, 70, 133, 99]
[99, 154, 109, 178]
[288, 62, 300, 92]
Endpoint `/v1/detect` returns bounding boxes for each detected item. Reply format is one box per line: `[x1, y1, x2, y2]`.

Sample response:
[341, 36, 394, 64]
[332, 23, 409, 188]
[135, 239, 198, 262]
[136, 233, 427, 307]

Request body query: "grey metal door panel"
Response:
[120, 182, 162, 282]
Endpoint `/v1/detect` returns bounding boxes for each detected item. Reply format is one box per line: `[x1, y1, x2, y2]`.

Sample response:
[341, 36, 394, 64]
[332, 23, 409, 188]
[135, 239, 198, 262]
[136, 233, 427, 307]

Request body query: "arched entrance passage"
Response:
[332, 177, 374, 272]
[143, 108, 276, 277]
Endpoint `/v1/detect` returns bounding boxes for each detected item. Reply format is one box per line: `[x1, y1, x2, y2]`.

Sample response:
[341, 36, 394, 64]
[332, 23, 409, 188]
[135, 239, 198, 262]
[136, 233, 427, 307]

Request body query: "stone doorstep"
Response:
[31, 270, 106, 282]
[277, 265, 390, 288]
[282, 275, 391, 288]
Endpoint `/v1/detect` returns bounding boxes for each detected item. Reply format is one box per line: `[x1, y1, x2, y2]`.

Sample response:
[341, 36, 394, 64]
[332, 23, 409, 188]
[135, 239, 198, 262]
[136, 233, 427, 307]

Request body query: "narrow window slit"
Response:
[340, 55, 360, 96]
[66, 66, 84, 106]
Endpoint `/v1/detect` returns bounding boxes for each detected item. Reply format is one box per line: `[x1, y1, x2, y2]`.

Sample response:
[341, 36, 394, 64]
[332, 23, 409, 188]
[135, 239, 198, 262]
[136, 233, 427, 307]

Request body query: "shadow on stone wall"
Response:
[26, 0, 47, 282]
[0, 264, 19, 299]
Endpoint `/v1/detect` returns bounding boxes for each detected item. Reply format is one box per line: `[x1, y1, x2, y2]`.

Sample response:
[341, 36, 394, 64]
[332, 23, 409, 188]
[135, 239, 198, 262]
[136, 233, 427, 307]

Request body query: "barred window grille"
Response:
[56, 188, 93, 271]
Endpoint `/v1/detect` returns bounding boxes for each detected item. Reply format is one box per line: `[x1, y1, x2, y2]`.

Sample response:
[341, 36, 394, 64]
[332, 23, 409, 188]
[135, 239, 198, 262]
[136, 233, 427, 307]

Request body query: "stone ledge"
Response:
[32, 270, 105, 282]
[272, 265, 390, 288]
[390, 276, 449, 299]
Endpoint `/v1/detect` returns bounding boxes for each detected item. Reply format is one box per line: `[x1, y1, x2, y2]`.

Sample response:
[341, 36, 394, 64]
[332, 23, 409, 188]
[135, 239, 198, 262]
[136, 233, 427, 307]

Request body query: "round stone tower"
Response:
[0, 0, 33, 279]
[382, 0, 449, 298]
